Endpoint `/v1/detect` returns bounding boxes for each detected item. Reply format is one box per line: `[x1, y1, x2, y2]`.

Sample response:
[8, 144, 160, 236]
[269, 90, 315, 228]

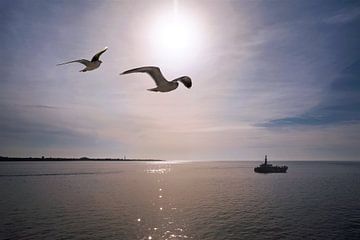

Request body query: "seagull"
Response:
[120, 66, 192, 92]
[57, 47, 108, 72]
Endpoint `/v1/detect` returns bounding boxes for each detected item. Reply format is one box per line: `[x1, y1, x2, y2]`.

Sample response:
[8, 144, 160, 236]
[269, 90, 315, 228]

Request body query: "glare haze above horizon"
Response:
[0, 0, 359, 160]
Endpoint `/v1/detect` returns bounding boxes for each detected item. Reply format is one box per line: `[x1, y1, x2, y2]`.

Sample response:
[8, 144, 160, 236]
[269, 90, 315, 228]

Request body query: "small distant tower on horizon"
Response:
[265, 155, 268, 165]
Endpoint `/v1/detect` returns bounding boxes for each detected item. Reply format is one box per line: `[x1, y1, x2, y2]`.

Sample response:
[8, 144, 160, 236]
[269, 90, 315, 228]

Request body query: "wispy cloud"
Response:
[21, 104, 61, 110]
[262, 59, 360, 127]
[324, 7, 360, 24]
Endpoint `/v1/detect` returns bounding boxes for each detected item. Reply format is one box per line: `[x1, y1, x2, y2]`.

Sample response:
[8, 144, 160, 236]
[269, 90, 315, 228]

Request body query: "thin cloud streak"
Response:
[324, 7, 360, 24]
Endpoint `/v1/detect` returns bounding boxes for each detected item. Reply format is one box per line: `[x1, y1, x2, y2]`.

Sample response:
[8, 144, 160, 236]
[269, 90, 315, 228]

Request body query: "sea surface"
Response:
[1, 161, 359, 240]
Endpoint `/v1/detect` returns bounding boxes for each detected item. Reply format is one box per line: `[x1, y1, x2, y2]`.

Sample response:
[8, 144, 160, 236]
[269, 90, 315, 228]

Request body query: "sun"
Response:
[149, 10, 202, 61]
[154, 15, 193, 52]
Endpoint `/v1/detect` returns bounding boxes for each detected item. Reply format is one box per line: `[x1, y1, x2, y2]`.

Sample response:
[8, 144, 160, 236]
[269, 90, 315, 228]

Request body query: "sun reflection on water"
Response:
[146, 168, 171, 174]
[140, 165, 191, 239]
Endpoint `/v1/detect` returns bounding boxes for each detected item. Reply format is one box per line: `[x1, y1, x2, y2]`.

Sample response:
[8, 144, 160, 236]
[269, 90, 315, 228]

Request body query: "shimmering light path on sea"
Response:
[142, 165, 190, 239]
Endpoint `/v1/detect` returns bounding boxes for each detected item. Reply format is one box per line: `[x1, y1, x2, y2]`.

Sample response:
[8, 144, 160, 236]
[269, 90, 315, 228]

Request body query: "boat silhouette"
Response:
[254, 155, 288, 173]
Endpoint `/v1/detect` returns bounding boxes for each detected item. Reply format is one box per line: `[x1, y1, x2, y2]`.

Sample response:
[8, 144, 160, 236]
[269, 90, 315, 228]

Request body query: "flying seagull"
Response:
[57, 47, 108, 72]
[120, 66, 192, 92]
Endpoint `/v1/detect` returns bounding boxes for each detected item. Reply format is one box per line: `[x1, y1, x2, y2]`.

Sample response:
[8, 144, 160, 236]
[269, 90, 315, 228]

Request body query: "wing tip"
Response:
[120, 70, 130, 75]
[180, 77, 192, 88]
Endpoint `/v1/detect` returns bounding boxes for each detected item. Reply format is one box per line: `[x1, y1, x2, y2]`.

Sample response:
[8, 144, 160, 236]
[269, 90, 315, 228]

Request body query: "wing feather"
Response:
[178, 77, 192, 88]
[91, 47, 108, 62]
[57, 59, 91, 66]
[121, 66, 168, 86]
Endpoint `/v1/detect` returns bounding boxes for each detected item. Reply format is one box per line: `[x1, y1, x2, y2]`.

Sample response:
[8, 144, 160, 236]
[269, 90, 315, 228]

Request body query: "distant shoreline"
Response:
[0, 157, 164, 162]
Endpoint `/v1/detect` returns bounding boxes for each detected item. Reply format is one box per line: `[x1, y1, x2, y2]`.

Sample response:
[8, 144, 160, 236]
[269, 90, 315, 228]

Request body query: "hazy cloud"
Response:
[1, 0, 359, 160]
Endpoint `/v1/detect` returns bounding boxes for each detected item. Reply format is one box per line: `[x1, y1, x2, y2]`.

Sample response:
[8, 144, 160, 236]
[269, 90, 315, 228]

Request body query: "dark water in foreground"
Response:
[1, 161, 359, 240]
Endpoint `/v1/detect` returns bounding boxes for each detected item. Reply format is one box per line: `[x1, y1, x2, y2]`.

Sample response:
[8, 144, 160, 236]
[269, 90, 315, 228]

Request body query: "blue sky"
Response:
[0, 0, 359, 160]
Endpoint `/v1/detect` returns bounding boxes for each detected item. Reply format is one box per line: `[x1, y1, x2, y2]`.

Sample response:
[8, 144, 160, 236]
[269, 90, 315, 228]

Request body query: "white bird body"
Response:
[57, 47, 108, 72]
[148, 81, 179, 92]
[83, 61, 101, 71]
[121, 66, 192, 93]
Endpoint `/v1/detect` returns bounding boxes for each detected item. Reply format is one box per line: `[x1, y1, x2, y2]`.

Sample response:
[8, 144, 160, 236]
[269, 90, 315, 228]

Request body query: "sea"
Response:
[0, 161, 359, 240]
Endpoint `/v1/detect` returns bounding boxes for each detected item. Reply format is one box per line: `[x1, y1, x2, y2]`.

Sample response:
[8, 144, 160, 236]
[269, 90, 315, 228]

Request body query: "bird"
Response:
[120, 66, 192, 92]
[57, 47, 108, 72]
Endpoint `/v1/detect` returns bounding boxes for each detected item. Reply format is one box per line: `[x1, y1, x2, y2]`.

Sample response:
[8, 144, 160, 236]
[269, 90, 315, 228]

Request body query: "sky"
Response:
[0, 0, 359, 160]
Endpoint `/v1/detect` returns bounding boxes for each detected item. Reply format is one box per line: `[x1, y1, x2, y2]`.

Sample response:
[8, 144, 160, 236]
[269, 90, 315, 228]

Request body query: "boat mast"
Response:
[265, 155, 267, 165]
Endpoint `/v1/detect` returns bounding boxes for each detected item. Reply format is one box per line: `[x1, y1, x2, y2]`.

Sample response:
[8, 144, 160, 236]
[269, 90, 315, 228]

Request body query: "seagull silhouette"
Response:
[57, 47, 108, 72]
[120, 66, 192, 92]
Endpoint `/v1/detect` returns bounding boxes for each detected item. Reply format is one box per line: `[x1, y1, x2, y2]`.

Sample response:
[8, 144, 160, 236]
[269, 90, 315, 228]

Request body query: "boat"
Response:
[254, 155, 288, 173]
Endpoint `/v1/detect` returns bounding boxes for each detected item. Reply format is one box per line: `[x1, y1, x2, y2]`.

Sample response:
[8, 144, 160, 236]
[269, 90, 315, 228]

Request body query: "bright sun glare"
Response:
[149, 5, 202, 62]
[155, 15, 195, 51]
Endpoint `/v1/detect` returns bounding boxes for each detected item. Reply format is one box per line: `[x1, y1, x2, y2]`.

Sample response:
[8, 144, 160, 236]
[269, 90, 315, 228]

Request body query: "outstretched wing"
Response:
[57, 59, 91, 66]
[178, 77, 192, 88]
[121, 66, 168, 86]
[91, 47, 108, 62]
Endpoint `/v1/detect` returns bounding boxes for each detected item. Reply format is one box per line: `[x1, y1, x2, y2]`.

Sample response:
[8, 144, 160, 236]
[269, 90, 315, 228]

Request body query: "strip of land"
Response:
[0, 156, 163, 162]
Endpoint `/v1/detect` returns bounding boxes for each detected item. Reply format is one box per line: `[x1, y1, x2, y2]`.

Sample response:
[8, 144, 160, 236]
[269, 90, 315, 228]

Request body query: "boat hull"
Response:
[254, 166, 288, 173]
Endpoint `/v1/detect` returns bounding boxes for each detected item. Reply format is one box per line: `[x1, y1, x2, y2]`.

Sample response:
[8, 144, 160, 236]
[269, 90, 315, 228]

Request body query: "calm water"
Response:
[1, 161, 360, 240]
